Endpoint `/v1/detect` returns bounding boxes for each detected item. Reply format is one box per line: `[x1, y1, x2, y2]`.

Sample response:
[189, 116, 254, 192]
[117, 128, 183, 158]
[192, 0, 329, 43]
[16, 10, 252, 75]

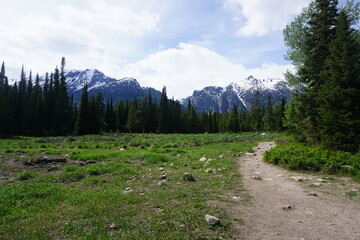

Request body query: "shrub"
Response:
[264, 142, 360, 181]
[17, 171, 37, 181]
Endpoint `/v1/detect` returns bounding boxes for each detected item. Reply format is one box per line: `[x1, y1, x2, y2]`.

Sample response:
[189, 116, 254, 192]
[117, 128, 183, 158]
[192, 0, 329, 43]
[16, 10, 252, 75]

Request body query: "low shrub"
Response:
[17, 171, 37, 181]
[264, 142, 360, 181]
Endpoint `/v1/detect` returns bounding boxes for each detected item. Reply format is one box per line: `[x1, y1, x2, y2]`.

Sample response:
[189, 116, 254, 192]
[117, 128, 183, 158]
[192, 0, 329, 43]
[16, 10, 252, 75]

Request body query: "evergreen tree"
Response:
[33, 74, 45, 135]
[55, 57, 71, 135]
[262, 96, 275, 132]
[276, 98, 286, 131]
[105, 98, 116, 132]
[186, 99, 198, 133]
[227, 105, 240, 132]
[75, 83, 90, 135]
[317, 10, 360, 151]
[157, 87, 169, 133]
[250, 91, 262, 134]
[88, 93, 105, 134]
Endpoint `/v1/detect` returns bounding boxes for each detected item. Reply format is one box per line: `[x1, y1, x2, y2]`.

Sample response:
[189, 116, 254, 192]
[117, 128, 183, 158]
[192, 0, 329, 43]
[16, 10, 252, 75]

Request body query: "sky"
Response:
[0, 0, 349, 99]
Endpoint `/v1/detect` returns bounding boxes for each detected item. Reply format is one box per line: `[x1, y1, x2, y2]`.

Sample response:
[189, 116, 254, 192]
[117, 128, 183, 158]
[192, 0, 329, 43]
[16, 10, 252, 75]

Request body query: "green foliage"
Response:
[283, 0, 360, 151]
[264, 140, 360, 180]
[17, 171, 37, 181]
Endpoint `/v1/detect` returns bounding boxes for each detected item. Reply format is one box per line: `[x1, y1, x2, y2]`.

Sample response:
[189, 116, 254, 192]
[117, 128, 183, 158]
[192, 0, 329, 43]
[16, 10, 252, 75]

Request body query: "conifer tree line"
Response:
[283, 0, 360, 152]
[0, 59, 286, 136]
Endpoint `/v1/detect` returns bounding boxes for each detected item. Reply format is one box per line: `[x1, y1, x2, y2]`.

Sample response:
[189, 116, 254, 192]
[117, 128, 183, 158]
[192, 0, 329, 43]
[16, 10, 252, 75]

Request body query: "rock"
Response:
[47, 165, 58, 171]
[158, 167, 165, 171]
[205, 168, 213, 173]
[199, 157, 207, 162]
[232, 196, 241, 200]
[160, 175, 167, 180]
[85, 160, 97, 164]
[251, 172, 261, 180]
[312, 183, 322, 186]
[123, 187, 134, 194]
[139, 192, 145, 196]
[64, 154, 70, 158]
[291, 176, 311, 181]
[341, 165, 353, 168]
[183, 173, 196, 182]
[308, 192, 318, 197]
[170, 163, 174, 166]
[261, 133, 267, 136]
[108, 223, 118, 229]
[282, 205, 293, 211]
[245, 152, 255, 156]
[157, 180, 167, 186]
[317, 178, 329, 182]
[119, 148, 125, 151]
[129, 175, 137, 181]
[205, 215, 220, 226]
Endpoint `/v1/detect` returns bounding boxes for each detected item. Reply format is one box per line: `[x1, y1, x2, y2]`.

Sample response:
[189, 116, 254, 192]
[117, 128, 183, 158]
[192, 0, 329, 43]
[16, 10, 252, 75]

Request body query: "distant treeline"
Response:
[0, 58, 286, 136]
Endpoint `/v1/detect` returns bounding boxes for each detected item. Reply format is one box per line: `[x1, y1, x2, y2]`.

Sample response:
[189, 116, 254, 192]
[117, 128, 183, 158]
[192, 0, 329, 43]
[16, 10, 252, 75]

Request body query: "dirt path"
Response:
[231, 142, 360, 240]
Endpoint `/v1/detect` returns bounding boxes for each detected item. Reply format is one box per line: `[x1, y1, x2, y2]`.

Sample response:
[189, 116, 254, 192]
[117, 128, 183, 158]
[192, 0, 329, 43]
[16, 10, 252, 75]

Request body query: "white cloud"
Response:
[224, 0, 310, 36]
[121, 43, 292, 99]
[0, 0, 160, 80]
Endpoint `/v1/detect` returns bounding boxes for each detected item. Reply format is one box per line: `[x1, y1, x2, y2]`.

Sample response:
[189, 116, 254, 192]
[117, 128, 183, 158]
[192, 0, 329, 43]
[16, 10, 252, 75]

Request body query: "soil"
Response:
[230, 142, 360, 240]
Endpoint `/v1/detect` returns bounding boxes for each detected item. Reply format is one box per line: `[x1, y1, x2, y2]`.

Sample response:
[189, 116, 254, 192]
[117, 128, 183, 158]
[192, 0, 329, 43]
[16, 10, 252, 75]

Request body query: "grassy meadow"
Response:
[0, 133, 275, 239]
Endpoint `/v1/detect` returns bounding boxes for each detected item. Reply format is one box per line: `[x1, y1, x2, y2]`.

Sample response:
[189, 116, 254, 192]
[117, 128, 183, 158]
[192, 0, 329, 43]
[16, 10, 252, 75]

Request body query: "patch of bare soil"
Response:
[230, 142, 360, 240]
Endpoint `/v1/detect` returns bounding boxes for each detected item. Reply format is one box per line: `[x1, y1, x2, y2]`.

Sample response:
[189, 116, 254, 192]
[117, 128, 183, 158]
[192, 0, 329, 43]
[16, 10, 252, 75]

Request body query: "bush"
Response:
[17, 171, 37, 181]
[264, 142, 360, 181]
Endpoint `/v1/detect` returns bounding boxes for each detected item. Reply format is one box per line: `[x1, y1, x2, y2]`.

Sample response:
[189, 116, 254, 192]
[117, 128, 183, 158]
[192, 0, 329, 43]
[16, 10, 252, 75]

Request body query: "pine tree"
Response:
[55, 57, 71, 135]
[157, 87, 169, 133]
[33, 74, 45, 135]
[262, 96, 275, 132]
[186, 99, 198, 133]
[227, 105, 240, 132]
[250, 91, 262, 134]
[75, 83, 90, 135]
[105, 98, 116, 132]
[88, 93, 105, 134]
[317, 10, 360, 151]
[277, 98, 286, 131]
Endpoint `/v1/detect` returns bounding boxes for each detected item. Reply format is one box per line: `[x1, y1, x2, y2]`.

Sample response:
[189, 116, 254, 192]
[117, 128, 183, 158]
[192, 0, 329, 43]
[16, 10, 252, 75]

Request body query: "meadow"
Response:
[0, 133, 274, 239]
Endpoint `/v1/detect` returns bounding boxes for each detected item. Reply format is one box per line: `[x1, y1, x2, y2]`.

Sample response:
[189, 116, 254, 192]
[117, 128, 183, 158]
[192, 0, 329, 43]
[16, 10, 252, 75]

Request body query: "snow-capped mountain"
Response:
[62, 70, 290, 111]
[182, 75, 291, 112]
[64, 69, 161, 104]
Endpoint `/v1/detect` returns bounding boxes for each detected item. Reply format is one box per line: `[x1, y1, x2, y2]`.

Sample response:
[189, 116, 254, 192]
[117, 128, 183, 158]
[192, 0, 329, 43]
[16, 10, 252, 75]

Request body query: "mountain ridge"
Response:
[63, 69, 291, 111]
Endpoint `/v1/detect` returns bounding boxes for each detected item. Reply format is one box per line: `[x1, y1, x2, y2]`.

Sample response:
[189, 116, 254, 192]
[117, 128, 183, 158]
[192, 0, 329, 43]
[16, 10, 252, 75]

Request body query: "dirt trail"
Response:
[232, 142, 360, 240]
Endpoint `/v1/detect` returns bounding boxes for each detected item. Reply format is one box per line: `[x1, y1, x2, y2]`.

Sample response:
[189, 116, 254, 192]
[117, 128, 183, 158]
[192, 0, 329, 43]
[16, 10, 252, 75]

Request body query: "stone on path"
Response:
[183, 173, 196, 182]
[157, 180, 167, 186]
[205, 215, 220, 226]
[199, 157, 207, 162]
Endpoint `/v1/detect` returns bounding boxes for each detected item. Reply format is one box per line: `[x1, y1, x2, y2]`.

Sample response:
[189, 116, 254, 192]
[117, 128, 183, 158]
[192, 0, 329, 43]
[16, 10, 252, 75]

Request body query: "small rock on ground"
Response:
[205, 215, 220, 226]
[183, 173, 196, 182]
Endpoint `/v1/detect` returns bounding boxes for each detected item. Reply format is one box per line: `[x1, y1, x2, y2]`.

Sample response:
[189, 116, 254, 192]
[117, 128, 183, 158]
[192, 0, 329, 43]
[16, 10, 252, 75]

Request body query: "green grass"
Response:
[0, 133, 275, 239]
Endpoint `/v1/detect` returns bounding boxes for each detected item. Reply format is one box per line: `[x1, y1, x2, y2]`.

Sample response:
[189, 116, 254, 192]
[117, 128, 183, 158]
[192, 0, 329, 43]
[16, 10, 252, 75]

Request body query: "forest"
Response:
[0, 59, 286, 136]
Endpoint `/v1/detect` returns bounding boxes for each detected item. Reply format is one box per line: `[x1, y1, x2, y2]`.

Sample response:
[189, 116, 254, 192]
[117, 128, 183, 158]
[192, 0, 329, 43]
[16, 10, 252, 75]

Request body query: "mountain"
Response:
[181, 76, 291, 112]
[63, 70, 290, 112]
[64, 69, 161, 104]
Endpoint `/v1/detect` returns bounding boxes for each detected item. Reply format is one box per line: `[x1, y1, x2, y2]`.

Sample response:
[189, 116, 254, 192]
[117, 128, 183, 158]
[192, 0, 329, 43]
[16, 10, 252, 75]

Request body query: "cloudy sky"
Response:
[0, 0, 344, 99]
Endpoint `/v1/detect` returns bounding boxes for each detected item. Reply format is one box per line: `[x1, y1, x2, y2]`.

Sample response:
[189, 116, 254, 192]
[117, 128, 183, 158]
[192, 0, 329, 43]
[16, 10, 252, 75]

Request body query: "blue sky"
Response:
[0, 0, 351, 99]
